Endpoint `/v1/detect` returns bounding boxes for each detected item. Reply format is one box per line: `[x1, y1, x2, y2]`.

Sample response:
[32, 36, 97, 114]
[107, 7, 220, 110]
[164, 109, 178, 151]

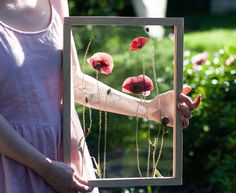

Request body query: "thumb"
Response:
[183, 85, 192, 95]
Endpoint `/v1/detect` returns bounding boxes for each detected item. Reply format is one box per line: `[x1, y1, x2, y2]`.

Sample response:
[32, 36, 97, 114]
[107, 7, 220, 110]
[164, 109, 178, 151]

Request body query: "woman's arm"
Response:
[74, 72, 153, 119]
[0, 114, 92, 192]
[71, 41, 201, 127]
[0, 114, 49, 173]
[71, 43, 155, 122]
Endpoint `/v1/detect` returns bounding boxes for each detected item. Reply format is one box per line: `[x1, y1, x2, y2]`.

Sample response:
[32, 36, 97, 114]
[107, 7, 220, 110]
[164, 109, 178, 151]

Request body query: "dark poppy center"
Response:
[137, 45, 142, 49]
[137, 42, 144, 49]
[94, 63, 103, 70]
[132, 83, 145, 93]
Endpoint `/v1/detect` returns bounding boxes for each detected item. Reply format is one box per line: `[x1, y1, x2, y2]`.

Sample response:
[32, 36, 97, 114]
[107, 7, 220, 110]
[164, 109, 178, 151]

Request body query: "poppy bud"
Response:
[161, 116, 170, 126]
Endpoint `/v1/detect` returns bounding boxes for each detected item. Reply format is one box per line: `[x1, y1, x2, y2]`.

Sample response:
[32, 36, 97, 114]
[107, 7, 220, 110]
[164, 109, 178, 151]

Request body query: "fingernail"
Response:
[193, 95, 202, 108]
[177, 103, 182, 109]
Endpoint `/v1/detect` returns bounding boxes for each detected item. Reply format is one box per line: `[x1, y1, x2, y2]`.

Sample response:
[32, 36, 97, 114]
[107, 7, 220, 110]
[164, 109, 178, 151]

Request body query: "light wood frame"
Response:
[63, 17, 184, 188]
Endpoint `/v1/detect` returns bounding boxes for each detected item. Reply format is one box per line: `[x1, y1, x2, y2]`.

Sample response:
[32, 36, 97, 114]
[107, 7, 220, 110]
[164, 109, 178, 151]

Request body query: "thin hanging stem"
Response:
[149, 35, 161, 109]
[103, 110, 107, 178]
[82, 38, 93, 88]
[140, 44, 149, 177]
[80, 38, 92, 177]
[81, 99, 92, 177]
[140, 49, 145, 76]
[148, 34, 166, 176]
[87, 106, 93, 137]
[142, 95, 151, 177]
[96, 71, 102, 178]
[82, 105, 86, 135]
[146, 121, 151, 177]
[103, 88, 111, 178]
[81, 105, 86, 177]
[135, 97, 143, 177]
[152, 125, 161, 177]
[154, 125, 165, 171]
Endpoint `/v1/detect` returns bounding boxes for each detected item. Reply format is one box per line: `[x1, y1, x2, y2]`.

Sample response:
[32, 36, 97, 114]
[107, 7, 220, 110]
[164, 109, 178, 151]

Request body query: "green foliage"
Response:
[68, 0, 134, 16]
[182, 46, 236, 192]
[123, 40, 236, 191]
[185, 29, 236, 51]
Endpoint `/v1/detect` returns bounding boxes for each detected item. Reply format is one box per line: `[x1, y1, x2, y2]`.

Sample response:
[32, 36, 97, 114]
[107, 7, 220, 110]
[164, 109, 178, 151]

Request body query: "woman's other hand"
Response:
[146, 86, 201, 128]
[41, 159, 93, 193]
[178, 86, 201, 128]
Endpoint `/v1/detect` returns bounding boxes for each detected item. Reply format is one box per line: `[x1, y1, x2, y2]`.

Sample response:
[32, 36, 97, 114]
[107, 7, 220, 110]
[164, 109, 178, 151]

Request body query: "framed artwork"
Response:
[63, 17, 184, 187]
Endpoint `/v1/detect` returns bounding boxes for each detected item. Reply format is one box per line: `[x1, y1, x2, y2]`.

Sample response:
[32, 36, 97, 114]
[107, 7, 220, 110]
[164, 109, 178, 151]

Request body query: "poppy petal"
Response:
[129, 37, 149, 51]
[87, 52, 114, 74]
[122, 75, 153, 96]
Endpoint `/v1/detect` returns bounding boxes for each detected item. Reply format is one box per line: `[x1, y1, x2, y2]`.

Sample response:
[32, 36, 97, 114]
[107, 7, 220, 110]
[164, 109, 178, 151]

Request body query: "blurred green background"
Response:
[68, 0, 236, 192]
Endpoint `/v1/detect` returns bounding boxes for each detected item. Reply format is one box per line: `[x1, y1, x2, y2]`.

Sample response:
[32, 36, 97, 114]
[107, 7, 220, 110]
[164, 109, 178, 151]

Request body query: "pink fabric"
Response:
[0, 1, 97, 192]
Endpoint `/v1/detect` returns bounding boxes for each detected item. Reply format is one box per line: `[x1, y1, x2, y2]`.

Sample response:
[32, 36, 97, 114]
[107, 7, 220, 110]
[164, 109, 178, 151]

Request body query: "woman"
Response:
[0, 0, 201, 193]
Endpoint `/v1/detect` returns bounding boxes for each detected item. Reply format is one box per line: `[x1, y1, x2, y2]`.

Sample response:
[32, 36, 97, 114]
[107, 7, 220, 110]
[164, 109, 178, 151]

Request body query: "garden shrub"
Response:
[182, 46, 236, 193]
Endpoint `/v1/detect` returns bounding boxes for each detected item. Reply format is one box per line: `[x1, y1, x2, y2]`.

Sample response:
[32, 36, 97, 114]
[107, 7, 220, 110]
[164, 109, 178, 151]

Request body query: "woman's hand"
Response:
[146, 86, 201, 128]
[41, 159, 93, 193]
[178, 86, 201, 128]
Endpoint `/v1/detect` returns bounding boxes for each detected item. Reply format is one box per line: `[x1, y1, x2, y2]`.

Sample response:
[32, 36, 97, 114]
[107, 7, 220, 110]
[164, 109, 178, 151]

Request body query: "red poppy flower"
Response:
[122, 75, 153, 96]
[129, 36, 149, 51]
[191, 52, 208, 65]
[87, 52, 114, 74]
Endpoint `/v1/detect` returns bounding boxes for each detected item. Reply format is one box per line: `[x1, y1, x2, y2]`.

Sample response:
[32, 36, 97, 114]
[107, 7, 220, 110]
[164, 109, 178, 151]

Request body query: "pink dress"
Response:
[0, 1, 97, 193]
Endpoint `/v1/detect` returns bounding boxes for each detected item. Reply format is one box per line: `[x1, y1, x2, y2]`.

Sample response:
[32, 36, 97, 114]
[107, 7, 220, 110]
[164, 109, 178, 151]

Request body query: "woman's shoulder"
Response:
[51, 0, 69, 19]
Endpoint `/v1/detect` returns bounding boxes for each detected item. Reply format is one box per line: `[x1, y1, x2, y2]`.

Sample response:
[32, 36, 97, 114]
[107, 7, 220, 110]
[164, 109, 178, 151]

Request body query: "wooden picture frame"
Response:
[63, 17, 184, 188]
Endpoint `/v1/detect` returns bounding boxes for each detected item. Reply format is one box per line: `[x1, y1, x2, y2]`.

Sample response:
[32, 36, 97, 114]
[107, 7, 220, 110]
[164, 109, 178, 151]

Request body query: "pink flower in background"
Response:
[122, 75, 153, 96]
[226, 55, 235, 66]
[129, 36, 148, 51]
[114, 147, 123, 154]
[87, 52, 114, 74]
[191, 52, 209, 65]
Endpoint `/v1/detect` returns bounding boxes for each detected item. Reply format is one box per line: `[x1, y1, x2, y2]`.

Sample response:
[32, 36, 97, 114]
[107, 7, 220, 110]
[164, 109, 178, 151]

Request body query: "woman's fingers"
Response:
[71, 174, 94, 192]
[181, 116, 189, 128]
[179, 93, 195, 111]
[178, 87, 202, 128]
[70, 181, 92, 193]
[178, 103, 192, 119]
[193, 94, 202, 109]
[179, 93, 202, 110]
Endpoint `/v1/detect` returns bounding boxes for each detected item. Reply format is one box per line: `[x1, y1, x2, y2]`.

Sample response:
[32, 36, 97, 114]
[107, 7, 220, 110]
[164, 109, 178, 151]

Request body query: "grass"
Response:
[185, 29, 236, 51]
[183, 13, 236, 51]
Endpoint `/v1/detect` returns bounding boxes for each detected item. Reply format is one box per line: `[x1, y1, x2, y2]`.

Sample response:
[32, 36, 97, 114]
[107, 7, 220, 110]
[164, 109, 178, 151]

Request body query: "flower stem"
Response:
[149, 35, 159, 97]
[81, 100, 92, 177]
[148, 35, 166, 176]
[143, 95, 151, 177]
[103, 89, 111, 178]
[80, 38, 92, 177]
[140, 49, 145, 76]
[136, 98, 143, 177]
[82, 38, 93, 88]
[103, 110, 107, 178]
[96, 71, 102, 178]
[152, 125, 161, 177]
[81, 105, 86, 176]
[97, 110, 102, 178]
[154, 125, 165, 173]
[146, 121, 151, 177]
